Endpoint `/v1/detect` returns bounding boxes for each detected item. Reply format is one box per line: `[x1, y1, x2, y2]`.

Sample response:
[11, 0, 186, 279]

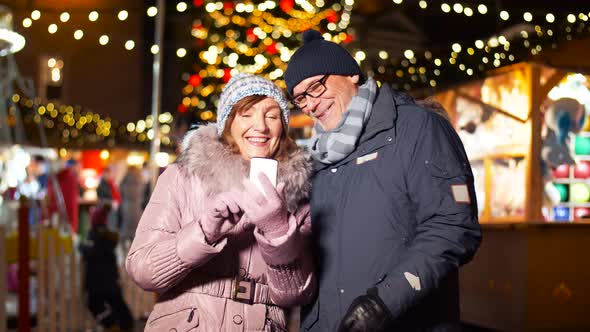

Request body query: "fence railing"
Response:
[1, 200, 154, 331]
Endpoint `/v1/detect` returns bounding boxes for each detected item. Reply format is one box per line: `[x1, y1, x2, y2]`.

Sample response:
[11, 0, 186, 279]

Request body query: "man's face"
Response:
[292, 75, 359, 131]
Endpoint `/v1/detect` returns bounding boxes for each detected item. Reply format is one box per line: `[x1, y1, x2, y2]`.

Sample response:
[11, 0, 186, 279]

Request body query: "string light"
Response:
[500, 11, 509, 20]
[31, 10, 41, 20]
[147, 6, 158, 17]
[478, 4, 487, 14]
[118, 10, 129, 21]
[88, 11, 99, 22]
[48, 24, 58, 34]
[22, 18, 32, 28]
[74, 30, 84, 40]
[99, 35, 109, 45]
[60, 12, 70, 22]
[177, 2, 188, 12]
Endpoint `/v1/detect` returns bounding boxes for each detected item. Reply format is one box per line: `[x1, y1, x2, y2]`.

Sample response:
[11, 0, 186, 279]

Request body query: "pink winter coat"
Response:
[126, 125, 315, 332]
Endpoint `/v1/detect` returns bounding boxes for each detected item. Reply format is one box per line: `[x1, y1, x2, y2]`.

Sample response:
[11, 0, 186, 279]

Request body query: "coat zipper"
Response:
[187, 308, 196, 323]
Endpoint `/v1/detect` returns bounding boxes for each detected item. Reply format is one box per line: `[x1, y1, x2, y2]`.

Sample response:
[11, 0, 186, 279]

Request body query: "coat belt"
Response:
[190, 277, 273, 305]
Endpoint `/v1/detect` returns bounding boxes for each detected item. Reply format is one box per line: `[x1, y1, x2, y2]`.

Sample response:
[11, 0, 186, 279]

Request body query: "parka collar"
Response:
[176, 124, 312, 211]
[311, 84, 415, 171]
[358, 83, 398, 144]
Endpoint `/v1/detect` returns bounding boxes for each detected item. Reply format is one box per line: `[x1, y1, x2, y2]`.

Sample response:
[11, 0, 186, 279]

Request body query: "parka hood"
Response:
[176, 124, 312, 212]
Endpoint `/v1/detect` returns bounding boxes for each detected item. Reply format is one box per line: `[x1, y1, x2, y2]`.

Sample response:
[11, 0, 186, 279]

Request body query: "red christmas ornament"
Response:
[574, 161, 590, 178]
[280, 0, 295, 12]
[223, 68, 233, 83]
[552, 164, 570, 178]
[326, 10, 339, 23]
[223, 1, 234, 10]
[343, 33, 354, 44]
[188, 74, 202, 87]
[246, 28, 258, 43]
[193, 0, 204, 7]
[177, 104, 188, 113]
[265, 42, 278, 55]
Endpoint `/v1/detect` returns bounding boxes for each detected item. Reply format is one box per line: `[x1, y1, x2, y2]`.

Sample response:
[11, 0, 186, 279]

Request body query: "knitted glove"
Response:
[199, 191, 243, 244]
[236, 173, 289, 239]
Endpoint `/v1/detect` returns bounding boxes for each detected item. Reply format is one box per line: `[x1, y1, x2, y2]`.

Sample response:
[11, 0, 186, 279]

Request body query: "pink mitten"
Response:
[235, 173, 289, 239]
[200, 191, 243, 244]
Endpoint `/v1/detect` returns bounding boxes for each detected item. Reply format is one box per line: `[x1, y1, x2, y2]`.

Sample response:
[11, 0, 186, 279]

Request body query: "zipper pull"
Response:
[187, 308, 196, 323]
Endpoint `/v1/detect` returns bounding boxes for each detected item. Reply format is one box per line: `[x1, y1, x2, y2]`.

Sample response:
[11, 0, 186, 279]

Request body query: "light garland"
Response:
[371, 3, 590, 92]
[13, 94, 174, 148]
[402, 1, 590, 24]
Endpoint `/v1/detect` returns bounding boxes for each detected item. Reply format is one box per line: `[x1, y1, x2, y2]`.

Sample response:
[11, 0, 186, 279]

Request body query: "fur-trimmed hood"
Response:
[176, 124, 312, 211]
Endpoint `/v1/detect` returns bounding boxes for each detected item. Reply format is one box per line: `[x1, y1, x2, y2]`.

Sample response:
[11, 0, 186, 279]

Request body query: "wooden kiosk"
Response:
[433, 57, 590, 331]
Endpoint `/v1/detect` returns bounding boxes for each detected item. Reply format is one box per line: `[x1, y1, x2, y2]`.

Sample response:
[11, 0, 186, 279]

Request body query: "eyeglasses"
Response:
[292, 75, 329, 109]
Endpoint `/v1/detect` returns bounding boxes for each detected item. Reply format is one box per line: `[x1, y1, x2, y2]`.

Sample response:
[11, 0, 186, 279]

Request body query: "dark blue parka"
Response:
[301, 84, 482, 331]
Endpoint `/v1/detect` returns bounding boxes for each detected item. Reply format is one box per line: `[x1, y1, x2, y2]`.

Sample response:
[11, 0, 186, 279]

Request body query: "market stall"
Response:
[434, 62, 590, 330]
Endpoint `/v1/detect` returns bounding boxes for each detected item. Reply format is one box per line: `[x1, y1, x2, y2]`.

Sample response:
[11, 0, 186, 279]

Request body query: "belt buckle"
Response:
[233, 278, 255, 305]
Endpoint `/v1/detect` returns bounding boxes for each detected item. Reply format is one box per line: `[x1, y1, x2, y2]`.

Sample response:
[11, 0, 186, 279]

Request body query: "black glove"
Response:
[337, 287, 394, 332]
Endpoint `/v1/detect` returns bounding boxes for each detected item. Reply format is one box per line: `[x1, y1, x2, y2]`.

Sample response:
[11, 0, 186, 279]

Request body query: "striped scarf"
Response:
[309, 78, 377, 164]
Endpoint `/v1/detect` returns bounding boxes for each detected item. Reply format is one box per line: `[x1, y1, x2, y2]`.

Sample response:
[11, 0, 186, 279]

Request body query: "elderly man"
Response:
[284, 29, 482, 332]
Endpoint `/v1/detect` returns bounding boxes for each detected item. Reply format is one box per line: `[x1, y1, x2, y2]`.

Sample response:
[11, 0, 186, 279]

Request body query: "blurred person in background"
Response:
[46, 159, 80, 231]
[97, 165, 122, 230]
[17, 163, 41, 200]
[118, 165, 144, 245]
[126, 74, 315, 331]
[31, 155, 49, 196]
[140, 161, 152, 210]
[80, 202, 134, 332]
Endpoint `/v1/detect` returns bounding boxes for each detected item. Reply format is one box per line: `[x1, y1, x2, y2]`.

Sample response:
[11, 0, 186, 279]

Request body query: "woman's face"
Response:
[230, 97, 283, 160]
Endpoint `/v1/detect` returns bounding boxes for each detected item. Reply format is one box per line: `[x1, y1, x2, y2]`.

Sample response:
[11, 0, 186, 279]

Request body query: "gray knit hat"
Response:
[216, 73, 290, 136]
[285, 29, 364, 95]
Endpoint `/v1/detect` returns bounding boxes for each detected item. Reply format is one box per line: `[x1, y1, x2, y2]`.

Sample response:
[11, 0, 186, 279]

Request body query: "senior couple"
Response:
[125, 29, 481, 332]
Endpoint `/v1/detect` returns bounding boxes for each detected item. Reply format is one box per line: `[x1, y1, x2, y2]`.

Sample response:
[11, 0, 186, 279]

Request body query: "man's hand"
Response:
[337, 287, 394, 332]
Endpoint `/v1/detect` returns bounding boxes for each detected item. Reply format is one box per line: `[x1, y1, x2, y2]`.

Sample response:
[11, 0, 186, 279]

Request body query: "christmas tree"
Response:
[177, 0, 355, 126]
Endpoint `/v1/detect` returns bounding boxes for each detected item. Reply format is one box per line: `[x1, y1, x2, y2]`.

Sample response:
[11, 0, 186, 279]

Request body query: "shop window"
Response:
[544, 74, 590, 222]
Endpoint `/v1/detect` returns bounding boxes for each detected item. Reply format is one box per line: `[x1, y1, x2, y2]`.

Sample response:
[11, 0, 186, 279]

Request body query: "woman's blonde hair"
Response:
[220, 95, 299, 161]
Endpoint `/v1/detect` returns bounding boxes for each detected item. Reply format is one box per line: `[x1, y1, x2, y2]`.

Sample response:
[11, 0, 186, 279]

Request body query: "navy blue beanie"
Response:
[285, 29, 364, 96]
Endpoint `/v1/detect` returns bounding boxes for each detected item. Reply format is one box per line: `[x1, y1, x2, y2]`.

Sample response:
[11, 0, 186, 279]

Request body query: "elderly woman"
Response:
[126, 73, 315, 331]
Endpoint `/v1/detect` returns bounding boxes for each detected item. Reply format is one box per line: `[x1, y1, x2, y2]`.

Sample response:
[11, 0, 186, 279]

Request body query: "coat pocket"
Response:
[147, 306, 199, 332]
[425, 159, 465, 179]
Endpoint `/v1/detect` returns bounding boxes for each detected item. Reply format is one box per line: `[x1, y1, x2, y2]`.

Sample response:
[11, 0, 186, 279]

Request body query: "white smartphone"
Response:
[249, 158, 278, 195]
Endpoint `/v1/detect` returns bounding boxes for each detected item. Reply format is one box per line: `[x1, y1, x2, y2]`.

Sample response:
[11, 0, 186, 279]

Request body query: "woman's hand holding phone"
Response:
[237, 173, 289, 239]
